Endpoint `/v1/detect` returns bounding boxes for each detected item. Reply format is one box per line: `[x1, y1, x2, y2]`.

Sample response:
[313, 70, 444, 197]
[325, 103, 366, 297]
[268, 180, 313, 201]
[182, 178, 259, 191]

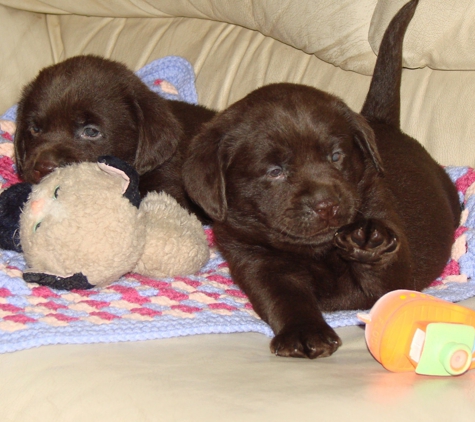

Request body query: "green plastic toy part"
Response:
[414, 323, 475, 376]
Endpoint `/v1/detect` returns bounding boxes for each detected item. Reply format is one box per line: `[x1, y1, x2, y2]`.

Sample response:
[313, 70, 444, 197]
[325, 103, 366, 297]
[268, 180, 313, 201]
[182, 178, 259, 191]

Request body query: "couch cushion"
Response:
[370, 0, 475, 70]
[0, 0, 380, 75]
[5, 0, 475, 73]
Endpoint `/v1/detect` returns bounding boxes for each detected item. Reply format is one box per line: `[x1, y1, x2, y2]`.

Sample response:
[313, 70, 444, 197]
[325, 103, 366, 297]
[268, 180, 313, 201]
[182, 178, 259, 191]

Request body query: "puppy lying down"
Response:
[184, 0, 461, 358]
[14, 55, 214, 222]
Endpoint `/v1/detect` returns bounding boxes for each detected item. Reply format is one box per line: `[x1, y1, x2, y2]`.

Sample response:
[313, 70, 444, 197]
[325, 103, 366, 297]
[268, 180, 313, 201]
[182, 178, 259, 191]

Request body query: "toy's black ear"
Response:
[97, 156, 141, 208]
[0, 182, 33, 252]
[23, 272, 95, 290]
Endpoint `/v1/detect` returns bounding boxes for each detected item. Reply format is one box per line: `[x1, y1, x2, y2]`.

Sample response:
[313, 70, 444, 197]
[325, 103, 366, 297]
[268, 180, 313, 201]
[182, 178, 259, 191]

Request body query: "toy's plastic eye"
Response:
[53, 186, 60, 199]
[34, 222, 42, 232]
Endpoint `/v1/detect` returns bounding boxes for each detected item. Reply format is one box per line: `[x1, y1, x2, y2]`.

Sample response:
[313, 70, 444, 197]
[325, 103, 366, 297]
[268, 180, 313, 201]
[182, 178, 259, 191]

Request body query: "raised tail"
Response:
[361, 0, 419, 127]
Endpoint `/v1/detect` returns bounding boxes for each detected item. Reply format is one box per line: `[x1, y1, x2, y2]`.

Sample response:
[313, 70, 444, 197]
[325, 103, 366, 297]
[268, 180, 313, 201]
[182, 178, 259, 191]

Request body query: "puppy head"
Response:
[15, 55, 181, 183]
[184, 83, 382, 246]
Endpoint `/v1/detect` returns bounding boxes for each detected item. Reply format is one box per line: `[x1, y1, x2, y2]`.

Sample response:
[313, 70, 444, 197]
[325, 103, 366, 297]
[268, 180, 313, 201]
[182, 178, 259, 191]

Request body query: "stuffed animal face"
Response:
[20, 160, 146, 287]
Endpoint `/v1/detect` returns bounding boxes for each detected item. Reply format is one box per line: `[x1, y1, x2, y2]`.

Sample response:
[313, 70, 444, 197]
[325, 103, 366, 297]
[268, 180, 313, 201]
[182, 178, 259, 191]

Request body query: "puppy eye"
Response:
[34, 221, 42, 232]
[81, 126, 102, 140]
[267, 166, 284, 179]
[29, 125, 41, 135]
[53, 186, 60, 199]
[330, 151, 343, 163]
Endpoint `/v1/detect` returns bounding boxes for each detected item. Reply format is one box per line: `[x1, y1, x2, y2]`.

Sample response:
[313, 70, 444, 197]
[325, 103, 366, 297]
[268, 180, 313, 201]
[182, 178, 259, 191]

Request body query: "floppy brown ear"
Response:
[183, 124, 228, 222]
[132, 92, 182, 175]
[352, 113, 384, 174]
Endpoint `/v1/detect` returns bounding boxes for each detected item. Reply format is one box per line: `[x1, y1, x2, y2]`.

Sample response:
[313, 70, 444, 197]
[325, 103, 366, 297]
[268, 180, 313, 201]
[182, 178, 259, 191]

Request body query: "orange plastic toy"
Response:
[358, 290, 475, 376]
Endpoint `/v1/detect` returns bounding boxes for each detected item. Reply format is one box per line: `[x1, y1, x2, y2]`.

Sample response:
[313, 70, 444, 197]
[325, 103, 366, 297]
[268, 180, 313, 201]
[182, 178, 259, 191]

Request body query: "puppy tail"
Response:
[360, 0, 419, 128]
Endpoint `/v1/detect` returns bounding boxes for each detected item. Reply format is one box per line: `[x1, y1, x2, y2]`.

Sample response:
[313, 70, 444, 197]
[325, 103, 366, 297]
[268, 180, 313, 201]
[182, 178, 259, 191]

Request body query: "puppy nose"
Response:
[315, 200, 339, 221]
[32, 160, 56, 183]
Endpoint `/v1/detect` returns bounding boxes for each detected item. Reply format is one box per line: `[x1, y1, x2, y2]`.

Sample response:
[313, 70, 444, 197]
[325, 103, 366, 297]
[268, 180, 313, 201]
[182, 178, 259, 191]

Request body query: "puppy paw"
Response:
[270, 324, 341, 359]
[334, 219, 398, 264]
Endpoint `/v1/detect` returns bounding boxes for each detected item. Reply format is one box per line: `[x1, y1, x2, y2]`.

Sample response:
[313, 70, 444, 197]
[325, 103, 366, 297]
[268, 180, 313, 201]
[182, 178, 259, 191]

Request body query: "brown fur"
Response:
[183, 0, 461, 358]
[14, 55, 215, 222]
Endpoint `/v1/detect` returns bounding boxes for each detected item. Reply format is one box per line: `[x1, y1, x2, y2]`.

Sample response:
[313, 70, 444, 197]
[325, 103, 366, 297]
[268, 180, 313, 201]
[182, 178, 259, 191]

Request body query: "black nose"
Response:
[315, 199, 339, 221]
[32, 160, 57, 183]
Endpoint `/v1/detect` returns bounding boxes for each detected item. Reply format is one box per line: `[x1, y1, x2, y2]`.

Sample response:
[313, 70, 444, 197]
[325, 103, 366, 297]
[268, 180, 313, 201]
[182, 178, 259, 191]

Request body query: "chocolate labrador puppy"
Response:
[14, 55, 214, 222]
[183, 0, 461, 358]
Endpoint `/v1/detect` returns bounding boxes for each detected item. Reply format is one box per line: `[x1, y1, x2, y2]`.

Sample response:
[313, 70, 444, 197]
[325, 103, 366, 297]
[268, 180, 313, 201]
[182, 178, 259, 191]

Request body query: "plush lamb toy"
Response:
[0, 156, 210, 290]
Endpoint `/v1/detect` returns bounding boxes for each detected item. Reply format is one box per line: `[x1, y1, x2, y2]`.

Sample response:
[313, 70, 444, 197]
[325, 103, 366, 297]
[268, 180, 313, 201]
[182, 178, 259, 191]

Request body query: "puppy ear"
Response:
[183, 124, 228, 222]
[353, 113, 384, 174]
[132, 93, 182, 175]
[14, 82, 35, 176]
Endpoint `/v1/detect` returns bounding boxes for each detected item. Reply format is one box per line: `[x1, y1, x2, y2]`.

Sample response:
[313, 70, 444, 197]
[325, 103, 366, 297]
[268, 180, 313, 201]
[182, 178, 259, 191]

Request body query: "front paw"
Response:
[270, 323, 341, 359]
[334, 219, 398, 264]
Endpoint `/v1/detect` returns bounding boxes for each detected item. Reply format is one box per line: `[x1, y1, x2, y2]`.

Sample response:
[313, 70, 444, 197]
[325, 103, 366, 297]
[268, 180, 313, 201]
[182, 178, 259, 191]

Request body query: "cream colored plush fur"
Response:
[19, 161, 210, 288]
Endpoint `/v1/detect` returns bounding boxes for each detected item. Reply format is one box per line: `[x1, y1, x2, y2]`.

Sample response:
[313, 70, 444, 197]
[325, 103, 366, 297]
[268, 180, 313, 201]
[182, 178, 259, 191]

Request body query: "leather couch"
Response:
[1, 1, 475, 420]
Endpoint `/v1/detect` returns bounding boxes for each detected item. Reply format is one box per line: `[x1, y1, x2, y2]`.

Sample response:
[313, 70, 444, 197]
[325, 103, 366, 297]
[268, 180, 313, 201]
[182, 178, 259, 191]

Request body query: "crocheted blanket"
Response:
[1, 56, 475, 353]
